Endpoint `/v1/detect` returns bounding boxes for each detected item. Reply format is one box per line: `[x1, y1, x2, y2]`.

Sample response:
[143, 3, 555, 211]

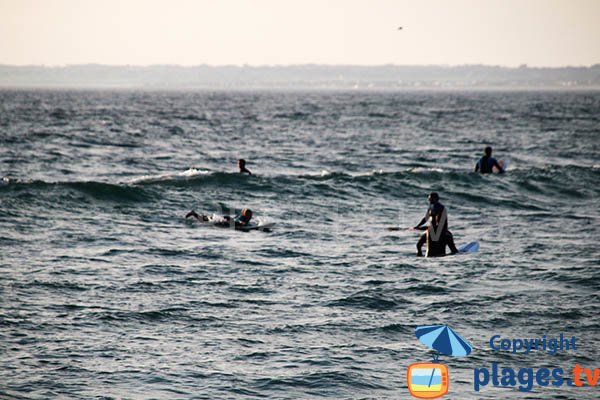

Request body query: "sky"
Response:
[0, 0, 599, 67]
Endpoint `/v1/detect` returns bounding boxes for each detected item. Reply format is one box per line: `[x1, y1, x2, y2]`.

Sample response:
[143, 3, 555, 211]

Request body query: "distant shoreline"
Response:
[1, 64, 599, 90]
[1, 85, 600, 92]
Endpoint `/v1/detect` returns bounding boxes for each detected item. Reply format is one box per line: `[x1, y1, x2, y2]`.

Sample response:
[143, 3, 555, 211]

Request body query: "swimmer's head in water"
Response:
[238, 159, 246, 168]
[484, 146, 492, 156]
[428, 192, 439, 203]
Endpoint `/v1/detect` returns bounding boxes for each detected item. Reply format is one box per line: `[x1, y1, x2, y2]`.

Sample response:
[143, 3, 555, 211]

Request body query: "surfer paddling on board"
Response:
[186, 208, 253, 228]
[238, 159, 252, 175]
[413, 192, 459, 257]
[475, 146, 504, 174]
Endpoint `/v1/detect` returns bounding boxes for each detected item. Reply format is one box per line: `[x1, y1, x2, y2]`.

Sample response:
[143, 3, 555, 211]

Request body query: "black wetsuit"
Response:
[416, 202, 458, 256]
[476, 155, 503, 174]
[187, 211, 251, 228]
[219, 214, 251, 228]
[234, 214, 251, 226]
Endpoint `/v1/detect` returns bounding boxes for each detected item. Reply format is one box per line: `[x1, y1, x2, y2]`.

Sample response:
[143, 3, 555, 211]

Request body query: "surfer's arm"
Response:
[234, 220, 250, 227]
[493, 160, 505, 173]
[474, 161, 480, 172]
[414, 212, 429, 229]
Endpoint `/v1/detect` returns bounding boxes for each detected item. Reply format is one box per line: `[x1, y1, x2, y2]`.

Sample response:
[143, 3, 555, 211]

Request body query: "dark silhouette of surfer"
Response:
[413, 192, 459, 257]
[238, 159, 252, 175]
[475, 146, 504, 174]
[186, 208, 253, 228]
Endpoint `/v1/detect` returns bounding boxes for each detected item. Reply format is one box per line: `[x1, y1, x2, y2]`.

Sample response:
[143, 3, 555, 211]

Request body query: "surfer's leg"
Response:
[416, 233, 426, 256]
[185, 210, 209, 222]
[445, 231, 459, 254]
[186, 210, 199, 219]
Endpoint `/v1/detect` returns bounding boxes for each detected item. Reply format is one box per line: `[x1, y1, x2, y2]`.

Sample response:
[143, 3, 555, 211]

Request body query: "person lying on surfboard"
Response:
[186, 208, 253, 228]
[413, 192, 459, 257]
[238, 159, 252, 175]
[475, 146, 504, 174]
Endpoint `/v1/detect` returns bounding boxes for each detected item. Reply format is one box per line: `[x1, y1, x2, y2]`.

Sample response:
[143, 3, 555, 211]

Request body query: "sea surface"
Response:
[1, 89, 599, 399]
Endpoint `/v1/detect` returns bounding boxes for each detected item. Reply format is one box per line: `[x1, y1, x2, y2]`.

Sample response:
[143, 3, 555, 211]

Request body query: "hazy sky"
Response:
[1, 0, 599, 67]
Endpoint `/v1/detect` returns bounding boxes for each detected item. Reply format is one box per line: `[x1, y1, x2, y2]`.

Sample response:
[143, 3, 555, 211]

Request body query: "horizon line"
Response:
[2, 63, 600, 69]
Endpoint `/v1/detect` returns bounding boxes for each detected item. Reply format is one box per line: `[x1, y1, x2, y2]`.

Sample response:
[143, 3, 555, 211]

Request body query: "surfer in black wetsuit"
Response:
[238, 159, 252, 175]
[186, 208, 253, 228]
[232, 208, 253, 226]
[475, 146, 504, 174]
[413, 192, 458, 257]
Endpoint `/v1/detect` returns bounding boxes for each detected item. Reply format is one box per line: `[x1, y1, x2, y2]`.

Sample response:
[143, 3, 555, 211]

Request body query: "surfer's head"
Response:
[428, 192, 439, 204]
[484, 146, 492, 156]
[238, 159, 246, 169]
[240, 208, 253, 223]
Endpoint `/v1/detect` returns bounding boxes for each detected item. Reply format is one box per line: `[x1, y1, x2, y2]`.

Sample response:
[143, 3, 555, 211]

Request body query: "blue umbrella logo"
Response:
[416, 324, 473, 360]
[407, 325, 473, 398]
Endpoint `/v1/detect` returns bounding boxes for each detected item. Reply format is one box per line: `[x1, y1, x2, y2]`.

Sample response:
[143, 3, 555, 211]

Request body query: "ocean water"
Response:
[1, 89, 599, 399]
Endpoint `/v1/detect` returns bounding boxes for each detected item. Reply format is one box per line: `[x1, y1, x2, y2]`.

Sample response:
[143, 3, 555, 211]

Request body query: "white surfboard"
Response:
[458, 241, 480, 253]
[494, 160, 507, 173]
[236, 222, 276, 232]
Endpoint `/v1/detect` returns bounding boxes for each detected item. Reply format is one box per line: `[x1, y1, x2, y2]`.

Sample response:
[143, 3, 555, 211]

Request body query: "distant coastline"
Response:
[1, 64, 599, 89]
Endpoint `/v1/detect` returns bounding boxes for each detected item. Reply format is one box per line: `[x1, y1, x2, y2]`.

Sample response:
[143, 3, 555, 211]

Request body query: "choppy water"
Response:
[1, 89, 599, 399]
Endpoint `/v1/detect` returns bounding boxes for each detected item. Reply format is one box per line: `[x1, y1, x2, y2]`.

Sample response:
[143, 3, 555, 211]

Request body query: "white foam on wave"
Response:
[207, 213, 226, 223]
[347, 169, 385, 177]
[179, 168, 211, 178]
[128, 168, 211, 184]
[302, 169, 385, 178]
[406, 167, 445, 173]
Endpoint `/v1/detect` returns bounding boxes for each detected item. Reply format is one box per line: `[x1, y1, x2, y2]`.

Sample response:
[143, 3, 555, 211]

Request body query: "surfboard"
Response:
[458, 241, 480, 253]
[186, 212, 274, 232]
[493, 160, 507, 173]
[236, 222, 275, 232]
